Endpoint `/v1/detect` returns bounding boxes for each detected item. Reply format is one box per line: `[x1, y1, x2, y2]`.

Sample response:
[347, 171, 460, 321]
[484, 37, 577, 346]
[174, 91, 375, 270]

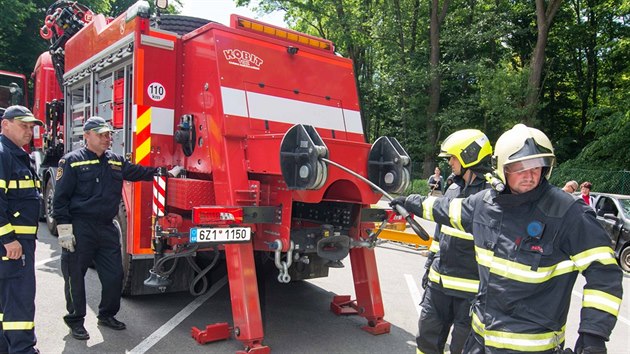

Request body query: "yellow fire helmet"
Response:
[492, 124, 555, 183]
[438, 129, 492, 169]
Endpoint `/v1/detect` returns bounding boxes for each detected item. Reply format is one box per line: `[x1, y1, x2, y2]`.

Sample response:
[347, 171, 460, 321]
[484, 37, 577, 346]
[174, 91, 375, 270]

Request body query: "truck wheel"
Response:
[44, 178, 58, 236]
[150, 15, 212, 35]
[619, 245, 630, 273]
[113, 202, 135, 295]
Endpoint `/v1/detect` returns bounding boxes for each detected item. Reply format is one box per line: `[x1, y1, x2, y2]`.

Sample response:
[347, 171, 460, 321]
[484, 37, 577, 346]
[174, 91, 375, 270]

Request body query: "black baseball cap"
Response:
[2, 105, 43, 126]
[83, 116, 112, 133]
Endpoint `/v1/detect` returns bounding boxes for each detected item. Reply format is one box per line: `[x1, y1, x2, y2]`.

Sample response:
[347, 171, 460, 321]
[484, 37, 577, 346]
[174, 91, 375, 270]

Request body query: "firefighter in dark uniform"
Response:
[416, 129, 492, 354]
[0, 105, 43, 354]
[393, 124, 623, 354]
[53, 117, 180, 340]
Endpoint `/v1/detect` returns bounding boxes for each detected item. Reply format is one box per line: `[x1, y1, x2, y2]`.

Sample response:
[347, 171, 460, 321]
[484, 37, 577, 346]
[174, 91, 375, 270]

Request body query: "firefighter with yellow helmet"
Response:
[416, 129, 492, 354]
[393, 124, 623, 353]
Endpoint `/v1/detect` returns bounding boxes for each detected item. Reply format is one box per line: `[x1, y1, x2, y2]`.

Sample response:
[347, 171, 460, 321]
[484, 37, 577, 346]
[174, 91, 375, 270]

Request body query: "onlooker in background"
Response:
[562, 180, 578, 194]
[428, 167, 443, 196]
[581, 181, 595, 209]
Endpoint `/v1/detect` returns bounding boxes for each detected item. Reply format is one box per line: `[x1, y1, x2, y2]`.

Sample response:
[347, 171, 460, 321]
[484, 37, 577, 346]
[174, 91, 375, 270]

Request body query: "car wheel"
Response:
[619, 245, 630, 273]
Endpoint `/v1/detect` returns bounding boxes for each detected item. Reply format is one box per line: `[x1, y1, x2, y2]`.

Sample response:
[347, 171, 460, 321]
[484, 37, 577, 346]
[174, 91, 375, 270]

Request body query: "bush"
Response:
[402, 179, 430, 196]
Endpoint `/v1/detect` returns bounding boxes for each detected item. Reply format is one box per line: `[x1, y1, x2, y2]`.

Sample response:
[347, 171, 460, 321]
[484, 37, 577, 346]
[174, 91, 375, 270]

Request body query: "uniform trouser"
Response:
[61, 219, 123, 329]
[416, 286, 472, 354]
[0, 239, 37, 354]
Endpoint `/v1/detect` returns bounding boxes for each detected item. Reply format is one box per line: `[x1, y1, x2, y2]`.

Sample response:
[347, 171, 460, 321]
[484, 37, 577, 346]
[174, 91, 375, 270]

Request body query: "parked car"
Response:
[590, 193, 630, 272]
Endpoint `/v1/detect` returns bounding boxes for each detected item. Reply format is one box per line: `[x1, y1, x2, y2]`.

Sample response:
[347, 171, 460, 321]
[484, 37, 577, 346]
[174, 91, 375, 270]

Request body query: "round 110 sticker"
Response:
[147, 82, 166, 101]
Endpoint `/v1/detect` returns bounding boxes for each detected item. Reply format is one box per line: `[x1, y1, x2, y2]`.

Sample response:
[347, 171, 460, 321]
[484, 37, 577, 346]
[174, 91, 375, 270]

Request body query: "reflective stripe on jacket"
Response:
[426, 174, 487, 297]
[53, 148, 156, 224]
[0, 135, 40, 243]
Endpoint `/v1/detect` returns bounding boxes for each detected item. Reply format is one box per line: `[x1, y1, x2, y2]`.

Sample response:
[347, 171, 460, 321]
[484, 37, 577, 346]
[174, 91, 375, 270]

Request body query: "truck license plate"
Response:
[190, 227, 251, 243]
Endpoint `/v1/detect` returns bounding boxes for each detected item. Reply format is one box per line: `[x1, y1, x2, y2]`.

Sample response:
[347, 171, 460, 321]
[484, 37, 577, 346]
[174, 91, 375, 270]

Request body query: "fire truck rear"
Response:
[33, 1, 414, 352]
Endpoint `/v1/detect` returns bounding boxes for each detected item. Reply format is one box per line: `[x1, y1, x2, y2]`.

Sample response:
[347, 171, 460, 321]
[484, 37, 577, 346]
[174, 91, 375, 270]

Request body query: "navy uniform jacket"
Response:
[0, 135, 40, 244]
[53, 148, 156, 224]
[426, 174, 488, 298]
[405, 179, 623, 352]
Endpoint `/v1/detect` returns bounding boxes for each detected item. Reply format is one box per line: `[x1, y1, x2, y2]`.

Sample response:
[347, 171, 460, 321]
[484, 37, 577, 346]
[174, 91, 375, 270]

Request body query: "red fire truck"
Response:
[32, 1, 417, 352]
[0, 70, 27, 113]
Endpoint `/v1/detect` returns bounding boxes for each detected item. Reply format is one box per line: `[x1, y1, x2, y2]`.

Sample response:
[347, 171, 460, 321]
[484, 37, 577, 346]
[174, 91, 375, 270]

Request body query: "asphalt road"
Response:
[32, 221, 630, 353]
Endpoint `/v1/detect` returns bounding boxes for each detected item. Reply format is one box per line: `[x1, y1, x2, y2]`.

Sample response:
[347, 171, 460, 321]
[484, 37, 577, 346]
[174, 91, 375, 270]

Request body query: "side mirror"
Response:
[603, 213, 619, 222]
[155, 0, 168, 10]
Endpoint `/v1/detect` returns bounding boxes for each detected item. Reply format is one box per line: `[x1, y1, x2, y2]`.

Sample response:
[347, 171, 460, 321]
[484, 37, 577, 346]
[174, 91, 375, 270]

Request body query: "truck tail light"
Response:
[192, 206, 244, 226]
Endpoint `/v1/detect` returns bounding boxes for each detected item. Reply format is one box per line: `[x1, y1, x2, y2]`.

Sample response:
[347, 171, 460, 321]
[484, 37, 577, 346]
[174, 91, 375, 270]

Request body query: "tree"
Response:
[524, 0, 563, 125]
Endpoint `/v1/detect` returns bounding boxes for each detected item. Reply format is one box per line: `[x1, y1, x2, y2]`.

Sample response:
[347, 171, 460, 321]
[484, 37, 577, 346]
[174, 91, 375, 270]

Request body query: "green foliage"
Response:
[403, 178, 430, 196]
[0, 0, 182, 80]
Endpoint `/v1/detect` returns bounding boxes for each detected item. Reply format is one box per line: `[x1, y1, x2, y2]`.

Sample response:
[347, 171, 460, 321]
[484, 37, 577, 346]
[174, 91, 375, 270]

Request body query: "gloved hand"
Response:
[421, 269, 430, 289]
[574, 333, 607, 354]
[389, 196, 407, 212]
[57, 224, 76, 252]
[167, 165, 183, 177]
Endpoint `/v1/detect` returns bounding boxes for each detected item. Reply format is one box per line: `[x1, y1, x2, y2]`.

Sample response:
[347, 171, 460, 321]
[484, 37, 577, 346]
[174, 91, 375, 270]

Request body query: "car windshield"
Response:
[620, 199, 630, 218]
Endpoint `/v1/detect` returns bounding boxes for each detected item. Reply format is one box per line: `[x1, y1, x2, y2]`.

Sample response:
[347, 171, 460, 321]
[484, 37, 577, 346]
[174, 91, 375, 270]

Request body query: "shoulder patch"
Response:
[55, 166, 63, 180]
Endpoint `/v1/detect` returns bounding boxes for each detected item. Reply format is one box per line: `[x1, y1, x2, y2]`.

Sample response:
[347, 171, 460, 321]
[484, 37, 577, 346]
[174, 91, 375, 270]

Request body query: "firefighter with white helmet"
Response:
[393, 123, 623, 353]
[415, 129, 492, 354]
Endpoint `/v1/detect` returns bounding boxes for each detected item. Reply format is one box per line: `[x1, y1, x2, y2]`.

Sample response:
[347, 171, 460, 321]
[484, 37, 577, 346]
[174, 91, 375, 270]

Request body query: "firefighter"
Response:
[52, 117, 181, 340]
[0, 105, 43, 354]
[416, 129, 492, 354]
[392, 124, 623, 354]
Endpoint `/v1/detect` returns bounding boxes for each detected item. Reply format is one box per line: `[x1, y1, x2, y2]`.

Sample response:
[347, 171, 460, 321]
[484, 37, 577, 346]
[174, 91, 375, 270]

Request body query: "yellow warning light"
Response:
[235, 17, 334, 52]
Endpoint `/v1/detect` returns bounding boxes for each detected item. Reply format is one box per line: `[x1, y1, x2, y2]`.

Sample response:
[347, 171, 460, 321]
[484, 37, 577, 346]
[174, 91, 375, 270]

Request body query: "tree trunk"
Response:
[425, 0, 450, 176]
[524, 0, 563, 126]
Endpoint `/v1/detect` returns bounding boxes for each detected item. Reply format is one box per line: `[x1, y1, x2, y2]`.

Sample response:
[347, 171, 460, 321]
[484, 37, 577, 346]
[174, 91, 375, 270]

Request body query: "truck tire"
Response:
[44, 178, 58, 236]
[619, 245, 630, 273]
[113, 202, 133, 295]
[150, 15, 212, 35]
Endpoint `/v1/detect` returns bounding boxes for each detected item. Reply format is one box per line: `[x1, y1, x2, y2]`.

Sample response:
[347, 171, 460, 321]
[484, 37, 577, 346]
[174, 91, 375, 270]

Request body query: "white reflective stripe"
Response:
[475, 246, 577, 283]
[429, 239, 440, 253]
[583, 289, 622, 316]
[108, 160, 123, 166]
[422, 197, 437, 221]
[220, 86, 364, 134]
[472, 312, 565, 352]
[440, 225, 473, 240]
[484, 333, 559, 351]
[571, 246, 617, 270]
[448, 198, 464, 231]
[438, 273, 479, 293]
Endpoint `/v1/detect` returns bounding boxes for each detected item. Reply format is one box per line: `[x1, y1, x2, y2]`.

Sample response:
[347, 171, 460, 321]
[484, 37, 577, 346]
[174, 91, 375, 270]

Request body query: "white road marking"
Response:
[127, 275, 228, 354]
[573, 290, 630, 327]
[405, 273, 423, 316]
[35, 255, 60, 267]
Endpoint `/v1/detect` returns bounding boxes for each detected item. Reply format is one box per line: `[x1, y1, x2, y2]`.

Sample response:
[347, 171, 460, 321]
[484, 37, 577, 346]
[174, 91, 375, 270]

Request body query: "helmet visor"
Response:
[504, 157, 554, 174]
